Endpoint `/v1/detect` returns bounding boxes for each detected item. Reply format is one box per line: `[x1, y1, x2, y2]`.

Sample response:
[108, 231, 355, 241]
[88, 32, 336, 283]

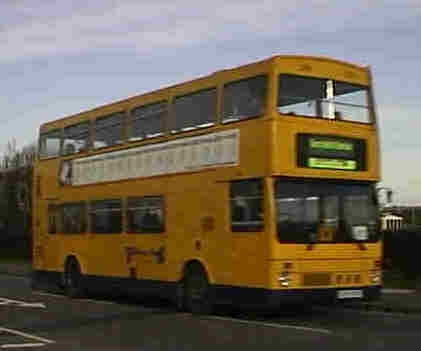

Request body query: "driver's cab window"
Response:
[230, 179, 263, 232]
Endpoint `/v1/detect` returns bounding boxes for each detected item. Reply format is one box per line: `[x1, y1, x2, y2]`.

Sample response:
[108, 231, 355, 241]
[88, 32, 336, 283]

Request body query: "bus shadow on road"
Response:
[33, 284, 340, 326]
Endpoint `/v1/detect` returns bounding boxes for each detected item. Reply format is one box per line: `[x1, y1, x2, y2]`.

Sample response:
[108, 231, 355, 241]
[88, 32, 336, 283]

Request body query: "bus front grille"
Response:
[302, 273, 331, 286]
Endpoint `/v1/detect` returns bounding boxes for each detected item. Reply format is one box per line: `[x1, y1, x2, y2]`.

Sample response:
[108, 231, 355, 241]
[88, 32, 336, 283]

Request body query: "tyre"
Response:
[64, 259, 84, 298]
[175, 279, 186, 312]
[30, 271, 39, 290]
[184, 264, 212, 315]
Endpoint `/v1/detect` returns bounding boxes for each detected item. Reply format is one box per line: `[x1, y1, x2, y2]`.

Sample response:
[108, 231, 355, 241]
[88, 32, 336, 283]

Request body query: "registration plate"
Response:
[337, 289, 363, 299]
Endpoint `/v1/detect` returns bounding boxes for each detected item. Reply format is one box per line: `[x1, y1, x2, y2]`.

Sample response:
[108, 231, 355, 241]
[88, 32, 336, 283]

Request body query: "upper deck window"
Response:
[62, 122, 89, 155]
[277, 75, 371, 124]
[173, 88, 216, 132]
[130, 102, 166, 140]
[94, 112, 124, 149]
[39, 129, 61, 159]
[222, 75, 267, 123]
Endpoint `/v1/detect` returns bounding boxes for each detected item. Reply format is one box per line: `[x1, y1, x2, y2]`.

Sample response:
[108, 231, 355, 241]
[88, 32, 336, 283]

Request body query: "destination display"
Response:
[297, 134, 366, 171]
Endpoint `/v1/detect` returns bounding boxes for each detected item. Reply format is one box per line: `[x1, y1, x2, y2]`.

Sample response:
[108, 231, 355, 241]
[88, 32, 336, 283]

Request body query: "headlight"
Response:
[278, 271, 290, 287]
[370, 270, 381, 284]
[370, 260, 382, 284]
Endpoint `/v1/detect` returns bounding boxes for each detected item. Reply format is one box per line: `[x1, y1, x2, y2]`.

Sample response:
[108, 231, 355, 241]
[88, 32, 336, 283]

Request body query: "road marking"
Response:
[82, 298, 116, 305]
[206, 316, 332, 335]
[0, 327, 54, 348]
[34, 291, 114, 303]
[0, 298, 45, 308]
[34, 291, 116, 305]
[1, 343, 46, 348]
[32, 291, 63, 298]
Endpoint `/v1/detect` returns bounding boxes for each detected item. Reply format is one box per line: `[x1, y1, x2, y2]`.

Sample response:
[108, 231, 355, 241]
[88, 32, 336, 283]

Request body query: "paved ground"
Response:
[0, 262, 31, 277]
[2, 261, 421, 315]
[1, 275, 421, 350]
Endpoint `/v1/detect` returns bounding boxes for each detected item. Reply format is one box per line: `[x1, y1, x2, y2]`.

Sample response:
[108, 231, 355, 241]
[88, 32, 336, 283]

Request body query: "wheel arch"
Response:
[62, 253, 88, 275]
[180, 258, 214, 284]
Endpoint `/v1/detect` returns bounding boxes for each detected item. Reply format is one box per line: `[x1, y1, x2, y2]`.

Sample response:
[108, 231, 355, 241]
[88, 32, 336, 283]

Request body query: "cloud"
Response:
[378, 102, 421, 205]
[1, 0, 419, 63]
[378, 103, 421, 150]
[381, 148, 421, 205]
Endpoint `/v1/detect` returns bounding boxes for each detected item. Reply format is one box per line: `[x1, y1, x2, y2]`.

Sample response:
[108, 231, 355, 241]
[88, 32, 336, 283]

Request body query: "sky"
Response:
[1, 0, 420, 204]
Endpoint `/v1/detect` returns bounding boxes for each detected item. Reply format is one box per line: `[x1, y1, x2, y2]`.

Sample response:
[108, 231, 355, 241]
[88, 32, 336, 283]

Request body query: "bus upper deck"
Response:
[38, 55, 379, 183]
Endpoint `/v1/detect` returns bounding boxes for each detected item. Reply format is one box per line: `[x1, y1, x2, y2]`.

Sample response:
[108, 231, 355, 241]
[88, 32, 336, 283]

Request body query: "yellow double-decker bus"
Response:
[32, 55, 382, 313]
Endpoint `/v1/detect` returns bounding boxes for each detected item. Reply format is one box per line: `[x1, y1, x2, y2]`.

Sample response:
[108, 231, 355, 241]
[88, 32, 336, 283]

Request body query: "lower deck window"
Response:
[127, 196, 164, 233]
[59, 203, 86, 234]
[48, 205, 57, 234]
[89, 199, 122, 234]
[230, 179, 263, 232]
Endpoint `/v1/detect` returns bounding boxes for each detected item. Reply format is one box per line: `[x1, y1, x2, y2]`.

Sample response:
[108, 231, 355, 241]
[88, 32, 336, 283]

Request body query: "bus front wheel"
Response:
[184, 264, 212, 315]
[64, 258, 84, 298]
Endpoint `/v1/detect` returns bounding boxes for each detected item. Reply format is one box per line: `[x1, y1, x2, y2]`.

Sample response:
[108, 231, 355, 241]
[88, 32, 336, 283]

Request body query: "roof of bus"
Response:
[40, 54, 369, 132]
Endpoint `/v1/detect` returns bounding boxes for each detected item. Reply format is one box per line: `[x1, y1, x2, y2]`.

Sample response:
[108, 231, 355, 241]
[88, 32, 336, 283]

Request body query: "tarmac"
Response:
[0, 262, 31, 277]
[0, 261, 420, 314]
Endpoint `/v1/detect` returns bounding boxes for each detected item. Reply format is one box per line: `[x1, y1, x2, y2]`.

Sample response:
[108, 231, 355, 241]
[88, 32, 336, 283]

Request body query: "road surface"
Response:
[0, 275, 419, 350]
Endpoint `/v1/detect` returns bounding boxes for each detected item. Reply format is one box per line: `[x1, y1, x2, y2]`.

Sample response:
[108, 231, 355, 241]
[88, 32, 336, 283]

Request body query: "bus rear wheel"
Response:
[184, 264, 212, 315]
[64, 259, 84, 298]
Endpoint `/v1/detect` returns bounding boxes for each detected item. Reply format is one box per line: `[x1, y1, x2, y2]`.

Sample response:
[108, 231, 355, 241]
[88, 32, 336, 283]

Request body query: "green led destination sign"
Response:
[309, 139, 354, 152]
[297, 134, 366, 171]
[308, 158, 357, 170]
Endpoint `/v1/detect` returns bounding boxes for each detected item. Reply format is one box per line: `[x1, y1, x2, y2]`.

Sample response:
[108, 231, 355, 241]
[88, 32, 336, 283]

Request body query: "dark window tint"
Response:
[173, 88, 216, 132]
[39, 130, 61, 159]
[48, 204, 57, 234]
[58, 203, 86, 234]
[130, 102, 166, 140]
[277, 74, 370, 123]
[230, 179, 263, 232]
[62, 122, 90, 155]
[89, 199, 122, 234]
[127, 196, 164, 233]
[94, 112, 124, 148]
[278, 75, 324, 108]
[223, 76, 267, 122]
[334, 82, 370, 123]
[275, 179, 379, 243]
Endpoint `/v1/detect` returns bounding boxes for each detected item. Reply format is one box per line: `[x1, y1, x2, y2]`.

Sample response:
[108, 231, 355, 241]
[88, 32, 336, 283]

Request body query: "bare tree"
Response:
[0, 140, 37, 256]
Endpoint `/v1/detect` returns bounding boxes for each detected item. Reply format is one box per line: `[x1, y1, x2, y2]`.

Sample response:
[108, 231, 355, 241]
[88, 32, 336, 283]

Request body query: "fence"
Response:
[383, 228, 421, 283]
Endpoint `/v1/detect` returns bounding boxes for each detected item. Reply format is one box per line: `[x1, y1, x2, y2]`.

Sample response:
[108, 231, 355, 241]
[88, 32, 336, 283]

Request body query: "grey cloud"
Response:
[4, 0, 419, 62]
